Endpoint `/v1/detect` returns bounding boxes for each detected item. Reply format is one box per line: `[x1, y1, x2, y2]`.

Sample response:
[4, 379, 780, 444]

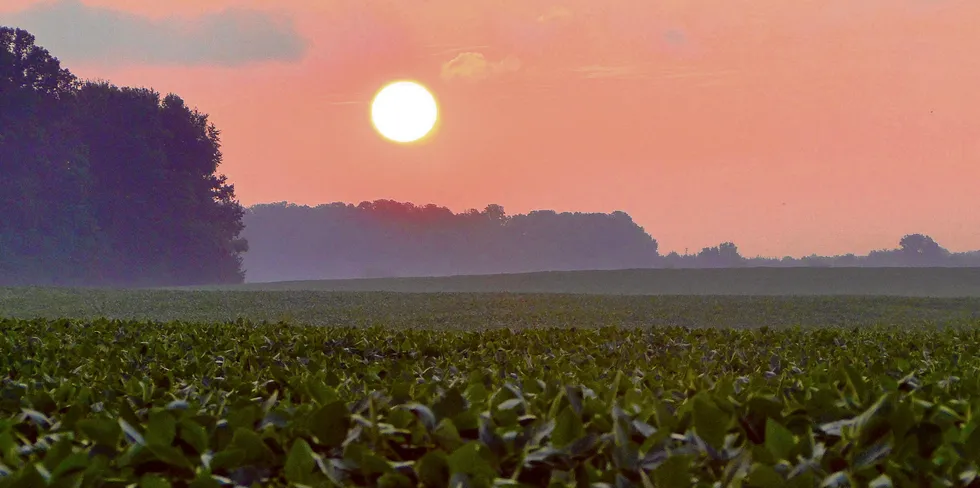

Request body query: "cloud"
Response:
[537, 6, 573, 23]
[440, 52, 521, 82]
[571, 65, 649, 80]
[2, 0, 306, 67]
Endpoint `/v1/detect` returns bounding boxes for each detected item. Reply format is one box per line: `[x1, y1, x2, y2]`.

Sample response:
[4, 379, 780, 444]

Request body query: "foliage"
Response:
[0, 26, 246, 286]
[3, 288, 980, 329]
[2, 318, 980, 486]
[243, 202, 659, 282]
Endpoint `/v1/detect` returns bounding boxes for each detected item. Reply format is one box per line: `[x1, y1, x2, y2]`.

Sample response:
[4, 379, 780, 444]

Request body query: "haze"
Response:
[3, 0, 978, 259]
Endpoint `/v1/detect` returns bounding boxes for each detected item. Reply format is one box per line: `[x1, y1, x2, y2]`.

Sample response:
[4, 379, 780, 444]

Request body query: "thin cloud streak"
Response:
[2, 0, 307, 67]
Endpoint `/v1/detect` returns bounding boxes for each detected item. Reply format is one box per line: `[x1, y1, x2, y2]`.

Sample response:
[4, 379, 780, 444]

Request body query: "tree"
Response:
[696, 242, 743, 267]
[0, 27, 77, 97]
[1, 26, 248, 285]
[73, 82, 247, 285]
[898, 234, 948, 266]
[0, 27, 96, 284]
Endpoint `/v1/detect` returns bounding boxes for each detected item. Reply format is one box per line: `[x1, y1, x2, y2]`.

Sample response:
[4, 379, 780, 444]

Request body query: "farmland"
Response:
[195, 267, 980, 297]
[3, 280, 980, 486]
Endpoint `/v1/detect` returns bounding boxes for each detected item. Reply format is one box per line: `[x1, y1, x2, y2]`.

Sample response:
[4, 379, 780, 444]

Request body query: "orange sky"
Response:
[3, 0, 979, 257]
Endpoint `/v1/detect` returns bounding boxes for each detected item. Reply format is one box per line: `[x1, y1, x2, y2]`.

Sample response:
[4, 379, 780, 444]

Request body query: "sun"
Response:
[370, 80, 439, 143]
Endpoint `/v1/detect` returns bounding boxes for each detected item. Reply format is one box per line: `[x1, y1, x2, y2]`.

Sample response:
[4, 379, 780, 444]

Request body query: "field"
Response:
[3, 272, 980, 487]
[197, 267, 980, 297]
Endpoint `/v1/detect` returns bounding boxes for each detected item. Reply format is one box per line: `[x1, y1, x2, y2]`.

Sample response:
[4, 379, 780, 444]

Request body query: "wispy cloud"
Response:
[440, 52, 522, 82]
[537, 6, 573, 23]
[571, 64, 650, 80]
[427, 44, 492, 57]
[2, 0, 307, 67]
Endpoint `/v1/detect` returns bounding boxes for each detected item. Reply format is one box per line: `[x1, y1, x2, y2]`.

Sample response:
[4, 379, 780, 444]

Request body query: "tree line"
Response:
[243, 201, 980, 282]
[242, 201, 661, 282]
[663, 233, 980, 268]
[1, 27, 247, 286]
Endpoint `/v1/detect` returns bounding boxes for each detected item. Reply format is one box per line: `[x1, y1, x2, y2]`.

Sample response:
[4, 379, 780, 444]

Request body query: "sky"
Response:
[3, 0, 979, 257]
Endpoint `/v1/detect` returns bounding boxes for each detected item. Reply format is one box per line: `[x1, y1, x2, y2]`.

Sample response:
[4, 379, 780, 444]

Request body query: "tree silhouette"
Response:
[0, 26, 247, 285]
[1, 27, 95, 283]
[899, 233, 948, 266]
[241, 202, 660, 281]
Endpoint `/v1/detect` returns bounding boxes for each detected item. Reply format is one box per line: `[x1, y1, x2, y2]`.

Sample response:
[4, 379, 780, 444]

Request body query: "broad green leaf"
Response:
[145, 410, 177, 447]
[746, 463, 784, 488]
[310, 400, 350, 448]
[448, 442, 496, 479]
[285, 439, 316, 484]
[764, 418, 795, 461]
[416, 450, 450, 488]
[139, 474, 172, 488]
[229, 428, 274, 464]
[77, 418, 121, 447]
[652, 454, 691, 488]
[552, 407, 584, 448]
[692, 393, 728, 449]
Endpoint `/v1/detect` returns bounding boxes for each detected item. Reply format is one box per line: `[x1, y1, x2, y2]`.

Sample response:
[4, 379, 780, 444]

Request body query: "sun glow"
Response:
[370, 81, 439, 143]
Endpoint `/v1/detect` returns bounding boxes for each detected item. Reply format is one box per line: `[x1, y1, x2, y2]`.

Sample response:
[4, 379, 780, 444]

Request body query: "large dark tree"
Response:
[0, 27, 96, 284]
[73, 83, 247, 285]
[0, 26, 246, 286]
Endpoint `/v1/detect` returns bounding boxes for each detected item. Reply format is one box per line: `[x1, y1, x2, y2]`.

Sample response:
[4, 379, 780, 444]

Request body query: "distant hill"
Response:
[196, 267, 980, 297]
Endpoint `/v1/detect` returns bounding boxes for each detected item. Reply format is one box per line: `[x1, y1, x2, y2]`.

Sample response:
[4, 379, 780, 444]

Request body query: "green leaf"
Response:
[345, 443, 392, 477]
[961, 419, 980, 459]
[119, 418, 146, 446]
[868, 474, 893, 488]
[821, 471, 856, 488]
[434, 418, 464, 451]
[652, 454, 691, 488]
[692, 393, 728, 449]
[378, 472, 415, 488]
[208, 448, 246, 471]
[552, 406, 584, 448]
[416, 450, 450, 488]
[285, 439, 316, 484]
[49, 452, 90, 480]
[179, 419, 209, 455]
[145, 410, 177, 447]
[448, 442, 496, 479]
[765, 418, 796, 461]
[746, 463, 784, 488]
[229, 428, 274, 464]
[77, 418, 121, 447]
[433, 388, 467, 421]
[139, 474, 172, 488]
[310, 400, 350, 448]
[188, 473, 222, 488]
[147, 443, 194, 470]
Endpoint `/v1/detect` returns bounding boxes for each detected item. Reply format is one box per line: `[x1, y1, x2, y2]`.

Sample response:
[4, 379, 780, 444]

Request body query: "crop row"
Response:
[2, 318, 980, 487]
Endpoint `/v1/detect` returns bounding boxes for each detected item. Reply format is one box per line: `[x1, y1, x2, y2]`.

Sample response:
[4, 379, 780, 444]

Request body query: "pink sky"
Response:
[4, 0, 979, 257]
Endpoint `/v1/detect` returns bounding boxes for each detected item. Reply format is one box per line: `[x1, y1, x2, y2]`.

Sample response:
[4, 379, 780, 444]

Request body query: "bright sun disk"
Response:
[370, 80, 438, 143]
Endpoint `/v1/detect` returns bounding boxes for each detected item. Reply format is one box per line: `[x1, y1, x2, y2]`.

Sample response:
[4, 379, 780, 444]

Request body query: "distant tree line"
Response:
[244, 201, 980, 282]
[662, 233, 980, 268]
[242, 201, 661, 281]
[1, 27, 247, 286]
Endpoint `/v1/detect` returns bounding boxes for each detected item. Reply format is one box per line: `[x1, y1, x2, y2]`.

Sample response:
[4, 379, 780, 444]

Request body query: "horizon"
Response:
[246, 199, 973, 260]
[3, 0, 978, 258]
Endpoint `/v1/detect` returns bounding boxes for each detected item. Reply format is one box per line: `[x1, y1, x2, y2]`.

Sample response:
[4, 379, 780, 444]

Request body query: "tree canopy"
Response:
[0, 26, 246, 286]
